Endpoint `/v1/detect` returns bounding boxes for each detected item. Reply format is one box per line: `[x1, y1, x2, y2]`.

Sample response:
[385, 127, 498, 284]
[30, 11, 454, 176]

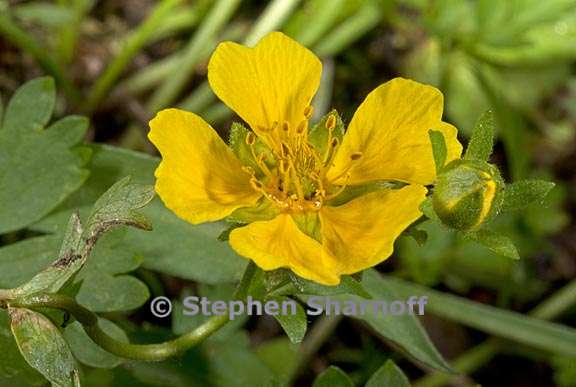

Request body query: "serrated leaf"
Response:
[465, 228, 519, 259]
[464, 110, 495, 161]
[9, 308, 80, 387]
[9, 178, 153, 300]
[267, 296, 307, 344]
[85, 176, 155, 236]
[366, 360, 410, 387]
[312, 366, 353, 387]
[0, 77, 90, 233]
[64, 319, 128, 369]
[502, 179, 555, 212]
[34, 144, 247, 284]
[428, 130, 447, 173]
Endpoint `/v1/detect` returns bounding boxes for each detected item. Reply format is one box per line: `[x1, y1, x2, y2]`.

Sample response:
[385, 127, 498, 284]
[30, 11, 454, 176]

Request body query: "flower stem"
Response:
[7, 262, 259, 362]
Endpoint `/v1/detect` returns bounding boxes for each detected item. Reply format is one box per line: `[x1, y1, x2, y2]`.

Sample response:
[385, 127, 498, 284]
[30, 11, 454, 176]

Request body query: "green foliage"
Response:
[267, 296, 307, 344]
[64, 319, 128, 369]
[331, 270, 452, 373]
[366, 360, 411, 387]
[502, 180, 556, 212]
[0, 77, 90, 233]
[465, 228, 519, 260]
[35, 144, 246, 284]
[385, 275, 576, 357]
[308, 109, 345, 156]
[312, 366, 353, 387]
[9, 307, 80, 387]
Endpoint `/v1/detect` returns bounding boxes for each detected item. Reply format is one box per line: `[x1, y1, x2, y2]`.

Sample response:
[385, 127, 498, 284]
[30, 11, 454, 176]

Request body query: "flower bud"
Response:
[432, 159, 504, 231]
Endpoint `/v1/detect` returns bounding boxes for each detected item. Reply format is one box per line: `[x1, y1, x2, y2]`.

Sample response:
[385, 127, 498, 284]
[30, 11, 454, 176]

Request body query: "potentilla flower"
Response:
[148, 32, 462, 285]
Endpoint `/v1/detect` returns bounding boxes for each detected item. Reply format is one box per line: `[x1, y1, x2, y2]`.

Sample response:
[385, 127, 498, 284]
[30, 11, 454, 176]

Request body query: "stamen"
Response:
[245, 132, 256, 145]
[350, 152, 363, 160]
[304, 105, 314, 119]
[282, 121, 290, 132]
[325, 115, 336, 130]
[325, 174, 351, 200]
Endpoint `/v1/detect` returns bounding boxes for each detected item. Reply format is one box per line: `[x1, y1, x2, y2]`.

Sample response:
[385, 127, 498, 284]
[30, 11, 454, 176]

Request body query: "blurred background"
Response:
[1, 0, 575, 386]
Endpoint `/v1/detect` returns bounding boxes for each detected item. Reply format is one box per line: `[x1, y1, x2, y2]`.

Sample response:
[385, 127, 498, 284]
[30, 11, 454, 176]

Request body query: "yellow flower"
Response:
[148, 32, 462, 285]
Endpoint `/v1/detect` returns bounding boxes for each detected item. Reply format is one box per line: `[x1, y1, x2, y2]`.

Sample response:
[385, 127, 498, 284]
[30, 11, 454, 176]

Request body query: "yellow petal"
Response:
[327, 78, 462, 186]
[148, 108, 261, 224]
[319, 184, 427, 275]
[229, 214, 340, 285]
[208, 32, 322, 139]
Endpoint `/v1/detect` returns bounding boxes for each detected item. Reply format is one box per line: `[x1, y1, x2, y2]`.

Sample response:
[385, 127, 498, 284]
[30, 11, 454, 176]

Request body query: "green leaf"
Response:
[0, 310, 44, 385]
[465, 228, 519, 260]
[312, 366, 353, 387]
[502, 180, 556, 212]
[85, 176, 155, 235]
[34, 144, 247, 284]
[464, 110, 495, 161]
[267, 296, 307, 344]
[428, 130, 447, 173]
[2, 77, 55, 133]
[9, 178, 153, 300]
[383, 274, 576, 357]
[0, 77, 90, 233]
[366, 360, 411, 387]
[64, 319, 128, 369]
[271, 272, 372, 299]
[9, 308, 80, 387]
[333, 270, 452, 373]
[256, 337, 299, 383]
[0, 235, 60, 289]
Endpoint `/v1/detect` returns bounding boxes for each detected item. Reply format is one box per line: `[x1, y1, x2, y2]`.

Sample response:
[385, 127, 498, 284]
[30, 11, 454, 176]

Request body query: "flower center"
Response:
[242, 107, 362, 213]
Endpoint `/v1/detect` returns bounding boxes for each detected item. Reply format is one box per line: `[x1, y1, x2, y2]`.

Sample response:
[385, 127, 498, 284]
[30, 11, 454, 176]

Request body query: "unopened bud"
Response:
[432, 159, 504, 231]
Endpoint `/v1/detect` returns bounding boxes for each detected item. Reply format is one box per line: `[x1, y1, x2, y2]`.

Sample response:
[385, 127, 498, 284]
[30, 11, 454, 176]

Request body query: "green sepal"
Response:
[266, 296, 307, 344]
[428, 130, 447, 173]
[227, 198, 278, 224]
[308, 109, 345, 156]
[464, 110, 495, 162]
[228, 121, 274, 174]
[464, 228, 519, 260]
[502, 179, 555, 212]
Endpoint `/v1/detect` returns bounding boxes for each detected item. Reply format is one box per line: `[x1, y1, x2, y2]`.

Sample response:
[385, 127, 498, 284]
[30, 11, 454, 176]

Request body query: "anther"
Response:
[326, 115, 336, 130]
[296, 120, 306, 134]
[350, 152, 363, 161]
[245, 132, 256, 145]
[250, 179, 264, 190]
[281, 143, 291, 156]
[282, 121, 290, 132]
[304, 105, 314, 119]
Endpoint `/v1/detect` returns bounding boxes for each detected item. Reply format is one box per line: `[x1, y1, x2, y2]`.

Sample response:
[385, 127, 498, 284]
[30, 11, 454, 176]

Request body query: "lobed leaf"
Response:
[0, 77, 90, 233]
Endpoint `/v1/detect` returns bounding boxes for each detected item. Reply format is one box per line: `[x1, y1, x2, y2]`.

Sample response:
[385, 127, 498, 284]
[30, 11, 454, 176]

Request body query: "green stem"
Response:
[0, 13, 77, 100]
[414, 279, 576, 387]
[83, 0, 182, 113]
[8, 262, 259, 362]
